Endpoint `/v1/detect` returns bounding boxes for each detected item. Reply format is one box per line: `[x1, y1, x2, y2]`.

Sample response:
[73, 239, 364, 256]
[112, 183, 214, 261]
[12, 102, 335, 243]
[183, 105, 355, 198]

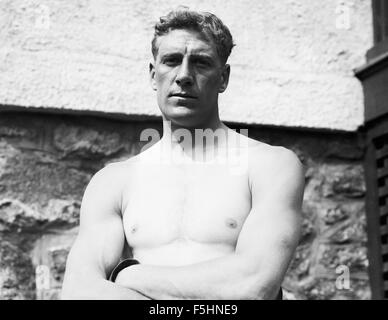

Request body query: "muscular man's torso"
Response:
[118, 134, 265, 266]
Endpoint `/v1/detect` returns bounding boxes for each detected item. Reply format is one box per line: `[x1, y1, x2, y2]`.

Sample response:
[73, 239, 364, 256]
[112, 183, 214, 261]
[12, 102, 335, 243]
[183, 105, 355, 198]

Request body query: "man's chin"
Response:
[162, 110, 203, 128]
[163, 104, 195, 116]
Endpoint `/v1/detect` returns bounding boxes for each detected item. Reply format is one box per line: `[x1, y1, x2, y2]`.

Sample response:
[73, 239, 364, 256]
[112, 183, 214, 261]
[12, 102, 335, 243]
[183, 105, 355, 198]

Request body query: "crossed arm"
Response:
[61, 148, 304, 300]
[114, 148, 305, 300]
[61, 164, 150, 300]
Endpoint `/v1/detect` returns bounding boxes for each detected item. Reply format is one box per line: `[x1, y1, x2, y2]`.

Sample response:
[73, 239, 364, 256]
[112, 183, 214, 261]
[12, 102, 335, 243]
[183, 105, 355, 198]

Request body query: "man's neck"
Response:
[160, 117, 230, 161]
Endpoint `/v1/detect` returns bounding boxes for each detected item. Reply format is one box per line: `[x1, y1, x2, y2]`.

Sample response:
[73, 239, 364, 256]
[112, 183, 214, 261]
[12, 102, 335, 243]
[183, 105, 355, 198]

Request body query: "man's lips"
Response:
[169, 93, 198, 99]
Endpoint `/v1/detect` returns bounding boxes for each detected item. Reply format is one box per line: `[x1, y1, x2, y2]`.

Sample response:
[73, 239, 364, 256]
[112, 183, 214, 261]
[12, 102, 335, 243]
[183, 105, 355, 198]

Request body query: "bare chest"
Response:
[122, 162, 251, 249]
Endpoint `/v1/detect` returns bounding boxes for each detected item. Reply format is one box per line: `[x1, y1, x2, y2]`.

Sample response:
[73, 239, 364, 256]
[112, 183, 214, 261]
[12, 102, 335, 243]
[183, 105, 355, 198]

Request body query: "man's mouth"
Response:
[170, 93, 197, 99]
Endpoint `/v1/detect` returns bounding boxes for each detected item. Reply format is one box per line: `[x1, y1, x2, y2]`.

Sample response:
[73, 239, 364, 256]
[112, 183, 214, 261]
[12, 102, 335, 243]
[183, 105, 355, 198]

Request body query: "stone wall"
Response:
[0, 111, 370, 299]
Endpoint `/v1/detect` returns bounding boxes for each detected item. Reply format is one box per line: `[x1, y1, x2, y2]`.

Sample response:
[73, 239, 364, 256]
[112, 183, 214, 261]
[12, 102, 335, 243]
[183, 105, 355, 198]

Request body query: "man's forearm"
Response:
[61, 278, 152, 300]
[115, 254, 277, 300]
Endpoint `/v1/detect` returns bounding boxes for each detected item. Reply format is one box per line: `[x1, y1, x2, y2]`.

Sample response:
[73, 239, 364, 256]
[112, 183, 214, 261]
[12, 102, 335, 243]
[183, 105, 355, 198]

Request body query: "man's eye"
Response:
[194, 60, 211, 68]
[164, 58, 180, 66]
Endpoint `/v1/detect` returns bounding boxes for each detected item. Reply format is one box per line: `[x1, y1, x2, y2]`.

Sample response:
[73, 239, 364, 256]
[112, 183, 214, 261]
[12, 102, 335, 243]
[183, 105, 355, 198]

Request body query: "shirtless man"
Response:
[61, 9, 305, 300]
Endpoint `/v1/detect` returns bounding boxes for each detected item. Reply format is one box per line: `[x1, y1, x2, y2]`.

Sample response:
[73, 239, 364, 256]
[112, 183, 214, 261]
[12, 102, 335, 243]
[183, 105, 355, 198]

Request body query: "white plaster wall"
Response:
[0, 0, 373, 131]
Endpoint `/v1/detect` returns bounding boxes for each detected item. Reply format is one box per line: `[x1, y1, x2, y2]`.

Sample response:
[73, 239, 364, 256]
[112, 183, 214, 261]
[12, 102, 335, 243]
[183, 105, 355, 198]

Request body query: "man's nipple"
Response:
[130, 224, 138, 234]
[225, 218, 238, 229]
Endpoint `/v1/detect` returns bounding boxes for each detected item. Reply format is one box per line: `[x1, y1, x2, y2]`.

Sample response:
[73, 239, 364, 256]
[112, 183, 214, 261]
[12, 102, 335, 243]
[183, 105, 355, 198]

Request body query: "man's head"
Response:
[150, 9, 235, 128]
[152, 9, 234, 66]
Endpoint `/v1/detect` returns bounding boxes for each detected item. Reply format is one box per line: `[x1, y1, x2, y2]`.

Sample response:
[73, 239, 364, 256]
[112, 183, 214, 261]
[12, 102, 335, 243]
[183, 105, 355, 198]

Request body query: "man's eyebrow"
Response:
[160, 52, 182, 59]
[158, 52, 217, 63]
[190, 53, 214, 60]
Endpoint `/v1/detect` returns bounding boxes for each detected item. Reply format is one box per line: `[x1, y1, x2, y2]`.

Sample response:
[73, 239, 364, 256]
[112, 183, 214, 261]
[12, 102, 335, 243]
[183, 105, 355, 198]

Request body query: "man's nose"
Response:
[175, 62, 194, 87]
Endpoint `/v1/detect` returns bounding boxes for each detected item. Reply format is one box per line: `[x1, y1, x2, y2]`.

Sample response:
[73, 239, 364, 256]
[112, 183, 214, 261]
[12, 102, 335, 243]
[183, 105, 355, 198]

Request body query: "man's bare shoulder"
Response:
[92, 160, 130, 182]
[90, 142, 162, 187]
[243, 137, 305, 182]
[83, 151, 154, 214]
[243, 138, 305, 214]
[225, 128, 302, 172]
[83, 161, 129, 204]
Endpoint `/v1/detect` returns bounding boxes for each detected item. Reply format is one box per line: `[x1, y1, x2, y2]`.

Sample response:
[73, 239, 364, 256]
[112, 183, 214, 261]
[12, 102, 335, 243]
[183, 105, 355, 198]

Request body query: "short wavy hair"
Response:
[152, 9, 235, 65]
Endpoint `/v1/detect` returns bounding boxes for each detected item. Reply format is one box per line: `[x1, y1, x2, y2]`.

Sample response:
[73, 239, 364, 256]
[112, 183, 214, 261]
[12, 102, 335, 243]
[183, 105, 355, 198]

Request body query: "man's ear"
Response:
[219, 64, 230, 93]
[149, 60, 157, 91]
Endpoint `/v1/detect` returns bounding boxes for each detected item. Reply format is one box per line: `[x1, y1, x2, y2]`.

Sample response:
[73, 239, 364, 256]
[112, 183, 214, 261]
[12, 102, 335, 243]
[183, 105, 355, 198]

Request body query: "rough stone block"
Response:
[30, 228, 79, 299]
[0, 199, 39, 231]
[0, 126, 35, 138]
[45, 199, 80, 227]
[300, 201, 318, 244]
[287, 244, 312, 280]
[301, 199, 355, 235]
[0, 141, 91, 205]
[53, 124, 123, 158]
[49, 247, 70, 285]
[0, 198, 80, 232]
[0, 240, 35, 299]
[321, 164, 366, 198]
[320, 201, 366, 244]
[321, 204, 350, 226]
[0, 118, 43, 150]
[0, 141, 18, 177]
[317, 244, 368, 277]
[324, 138, 364, 161]
[324, 218, 367, 245]
[300, 278, 339, 300]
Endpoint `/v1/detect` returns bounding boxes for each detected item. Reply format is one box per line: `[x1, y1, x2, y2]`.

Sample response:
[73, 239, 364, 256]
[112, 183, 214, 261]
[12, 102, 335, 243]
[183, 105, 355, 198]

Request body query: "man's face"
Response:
[150, 29, 230, 128]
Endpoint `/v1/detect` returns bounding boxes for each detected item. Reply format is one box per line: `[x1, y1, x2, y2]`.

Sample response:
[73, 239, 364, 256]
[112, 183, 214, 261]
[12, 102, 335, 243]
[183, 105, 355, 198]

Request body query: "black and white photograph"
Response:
[0, 0, 386, 304]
